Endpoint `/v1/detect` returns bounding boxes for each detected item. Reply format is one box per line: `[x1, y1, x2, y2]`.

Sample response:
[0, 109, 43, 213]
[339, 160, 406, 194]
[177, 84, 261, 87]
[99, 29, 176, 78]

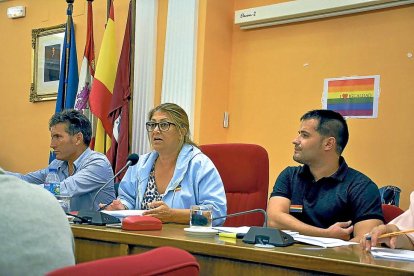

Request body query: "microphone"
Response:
[73, 153, 139, 226]
[91, 153, 139, 210]
[213, 209, 294, 247]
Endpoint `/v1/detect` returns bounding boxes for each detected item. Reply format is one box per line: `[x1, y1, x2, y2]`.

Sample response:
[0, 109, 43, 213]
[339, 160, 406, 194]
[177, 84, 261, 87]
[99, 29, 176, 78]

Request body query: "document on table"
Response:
[290, 233, 357, 248]
[371, 247, 414, 261]
[101, 210, 145, 218]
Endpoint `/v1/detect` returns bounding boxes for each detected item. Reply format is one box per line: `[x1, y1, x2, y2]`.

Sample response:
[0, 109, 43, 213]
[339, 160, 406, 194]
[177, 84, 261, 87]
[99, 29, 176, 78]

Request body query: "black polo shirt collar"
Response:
[298, 156, 349, 182]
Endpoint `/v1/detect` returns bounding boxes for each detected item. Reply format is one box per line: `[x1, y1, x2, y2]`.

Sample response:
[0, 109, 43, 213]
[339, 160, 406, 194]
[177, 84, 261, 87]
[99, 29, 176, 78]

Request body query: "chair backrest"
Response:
[379, 185, 401, 207]
[200, 143, 269, 227]
[382, 204, 405, 224]
[46, 246, 199, 276]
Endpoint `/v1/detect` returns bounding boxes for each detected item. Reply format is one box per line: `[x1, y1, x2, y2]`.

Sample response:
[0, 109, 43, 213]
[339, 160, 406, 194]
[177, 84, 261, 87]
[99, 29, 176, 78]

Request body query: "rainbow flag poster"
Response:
[322, 75, 380, 118]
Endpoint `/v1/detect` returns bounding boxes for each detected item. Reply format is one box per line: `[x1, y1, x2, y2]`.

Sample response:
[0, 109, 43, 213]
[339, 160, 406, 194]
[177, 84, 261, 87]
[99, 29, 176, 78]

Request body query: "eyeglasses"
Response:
[145, 121, 176, 132]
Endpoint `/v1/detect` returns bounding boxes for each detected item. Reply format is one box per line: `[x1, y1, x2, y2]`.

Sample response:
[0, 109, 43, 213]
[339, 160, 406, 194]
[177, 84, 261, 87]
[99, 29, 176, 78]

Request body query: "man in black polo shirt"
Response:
[267, 109, 383, 241]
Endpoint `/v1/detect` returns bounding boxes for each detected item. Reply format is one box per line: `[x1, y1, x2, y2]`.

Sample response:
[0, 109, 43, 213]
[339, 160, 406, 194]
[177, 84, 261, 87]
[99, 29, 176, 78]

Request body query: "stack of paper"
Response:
[371, 247, 414, 261]
[101, 210, 145, 219]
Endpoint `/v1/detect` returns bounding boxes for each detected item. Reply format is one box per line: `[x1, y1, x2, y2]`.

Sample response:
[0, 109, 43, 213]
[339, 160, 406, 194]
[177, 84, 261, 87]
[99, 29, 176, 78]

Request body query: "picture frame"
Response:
[30, 24, 65, 103]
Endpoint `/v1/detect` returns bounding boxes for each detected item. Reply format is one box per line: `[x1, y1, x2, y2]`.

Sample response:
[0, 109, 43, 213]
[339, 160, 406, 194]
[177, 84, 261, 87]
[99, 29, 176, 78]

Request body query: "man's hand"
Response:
[325, 220, 354, 240]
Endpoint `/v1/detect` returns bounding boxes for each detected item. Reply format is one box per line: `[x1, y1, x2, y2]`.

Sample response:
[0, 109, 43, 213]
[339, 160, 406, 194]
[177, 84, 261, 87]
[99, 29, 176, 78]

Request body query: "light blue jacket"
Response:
[118, 144, 227, 226]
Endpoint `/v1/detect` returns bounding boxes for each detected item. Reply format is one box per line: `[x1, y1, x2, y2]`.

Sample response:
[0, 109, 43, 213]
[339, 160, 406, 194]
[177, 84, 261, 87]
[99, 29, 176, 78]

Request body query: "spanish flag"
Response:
[89, 0, 117, 154]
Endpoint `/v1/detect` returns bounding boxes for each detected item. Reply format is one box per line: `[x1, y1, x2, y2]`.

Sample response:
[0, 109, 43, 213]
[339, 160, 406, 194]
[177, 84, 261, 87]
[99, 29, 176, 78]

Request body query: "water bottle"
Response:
[45, 168, 60, 195]
[45, 168, 70, 212]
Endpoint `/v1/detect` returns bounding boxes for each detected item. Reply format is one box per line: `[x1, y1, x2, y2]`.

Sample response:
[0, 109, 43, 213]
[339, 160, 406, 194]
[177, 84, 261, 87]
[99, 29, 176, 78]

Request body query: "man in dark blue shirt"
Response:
[267, 109, 383, 241]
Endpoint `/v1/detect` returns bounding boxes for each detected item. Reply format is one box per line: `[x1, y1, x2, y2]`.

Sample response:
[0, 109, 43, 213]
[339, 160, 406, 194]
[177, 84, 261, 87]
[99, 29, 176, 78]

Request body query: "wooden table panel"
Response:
[75, 239, 129, 263]
[71, 224, 414, 275]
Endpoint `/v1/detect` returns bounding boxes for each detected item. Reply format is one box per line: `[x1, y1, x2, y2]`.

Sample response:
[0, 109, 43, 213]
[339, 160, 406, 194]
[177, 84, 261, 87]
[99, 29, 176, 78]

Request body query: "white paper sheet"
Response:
[101, 210, 145, 218]
[293, 234, 357, 248]
[371, 247, 414, 261]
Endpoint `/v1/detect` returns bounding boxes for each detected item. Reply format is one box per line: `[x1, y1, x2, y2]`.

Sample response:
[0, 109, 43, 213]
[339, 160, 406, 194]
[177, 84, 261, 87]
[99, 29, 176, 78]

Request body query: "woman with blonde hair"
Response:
[101, 103, 227, 226]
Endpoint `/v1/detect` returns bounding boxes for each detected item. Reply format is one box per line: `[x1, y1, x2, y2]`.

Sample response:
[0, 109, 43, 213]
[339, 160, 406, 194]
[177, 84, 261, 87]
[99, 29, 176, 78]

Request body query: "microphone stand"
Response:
[213, 209, 294, 247]
[74, 154, 139, 226]
[91, 159, 132, 210]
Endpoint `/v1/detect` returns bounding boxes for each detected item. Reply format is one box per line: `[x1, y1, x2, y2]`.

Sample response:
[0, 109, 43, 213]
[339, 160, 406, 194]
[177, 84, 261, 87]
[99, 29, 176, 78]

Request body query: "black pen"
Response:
[99, 202, 111, 211]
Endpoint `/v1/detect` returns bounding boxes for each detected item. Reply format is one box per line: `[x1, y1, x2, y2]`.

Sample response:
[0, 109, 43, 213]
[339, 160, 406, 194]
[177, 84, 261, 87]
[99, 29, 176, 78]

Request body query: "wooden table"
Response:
[71, 224, 414, 275]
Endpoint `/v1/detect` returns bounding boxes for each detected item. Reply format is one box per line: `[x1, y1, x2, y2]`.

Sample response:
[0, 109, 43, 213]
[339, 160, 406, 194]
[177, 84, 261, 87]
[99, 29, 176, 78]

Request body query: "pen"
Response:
[99, 202, 112, 211]
[218, 232, 245, 239]
[378, 229, 414, 239]
[364, 228, 414, 241]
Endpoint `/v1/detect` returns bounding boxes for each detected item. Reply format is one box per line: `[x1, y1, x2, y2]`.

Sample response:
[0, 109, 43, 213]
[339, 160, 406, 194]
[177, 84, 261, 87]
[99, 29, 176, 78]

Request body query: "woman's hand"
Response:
[98, 199, 126, 211]
[143, 201, 174, 222]
[360, 224, 400, 251]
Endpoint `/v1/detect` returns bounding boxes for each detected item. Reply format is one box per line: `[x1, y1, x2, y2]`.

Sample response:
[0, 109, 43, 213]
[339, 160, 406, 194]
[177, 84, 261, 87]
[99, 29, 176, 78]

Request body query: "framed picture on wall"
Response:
[29, 24, 65, 103]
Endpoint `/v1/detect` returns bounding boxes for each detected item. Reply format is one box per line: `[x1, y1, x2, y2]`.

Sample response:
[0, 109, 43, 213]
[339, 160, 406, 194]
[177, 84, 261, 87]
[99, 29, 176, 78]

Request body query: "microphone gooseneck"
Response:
[91, 153, 139, 210]
[212, 208, 268, 227]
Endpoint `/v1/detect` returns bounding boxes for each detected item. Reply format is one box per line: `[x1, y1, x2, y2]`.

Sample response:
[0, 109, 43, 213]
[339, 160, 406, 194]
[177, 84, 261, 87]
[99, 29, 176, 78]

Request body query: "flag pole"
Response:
[103, 0, 112, 152]
[107, 0, 111, 19]
[63, 0, 75, 110]
[128, 0, 135, 146]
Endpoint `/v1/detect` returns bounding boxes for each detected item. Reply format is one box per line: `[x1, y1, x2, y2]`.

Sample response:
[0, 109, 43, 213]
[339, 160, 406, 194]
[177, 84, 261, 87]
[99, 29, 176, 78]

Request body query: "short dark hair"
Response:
[301, 109, 349, 154]
[49, 109, 92, 146]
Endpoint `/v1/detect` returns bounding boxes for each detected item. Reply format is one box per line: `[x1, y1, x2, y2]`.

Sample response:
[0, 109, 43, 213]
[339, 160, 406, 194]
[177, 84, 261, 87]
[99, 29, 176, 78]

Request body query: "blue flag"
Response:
[50, 4, 79, 163]
[55, 6, 79, 113]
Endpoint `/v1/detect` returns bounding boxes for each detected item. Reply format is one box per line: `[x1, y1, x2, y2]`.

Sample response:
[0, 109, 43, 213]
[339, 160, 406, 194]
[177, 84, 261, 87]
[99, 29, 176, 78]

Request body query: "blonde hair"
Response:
[148, 103, 198, 149]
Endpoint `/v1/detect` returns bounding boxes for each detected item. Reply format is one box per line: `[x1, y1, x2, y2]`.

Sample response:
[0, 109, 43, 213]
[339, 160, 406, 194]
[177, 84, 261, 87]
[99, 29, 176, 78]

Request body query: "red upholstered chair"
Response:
[200, 143, 269, 226]
[382, 204, 405, 224]
[46, 246, 199, 276]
